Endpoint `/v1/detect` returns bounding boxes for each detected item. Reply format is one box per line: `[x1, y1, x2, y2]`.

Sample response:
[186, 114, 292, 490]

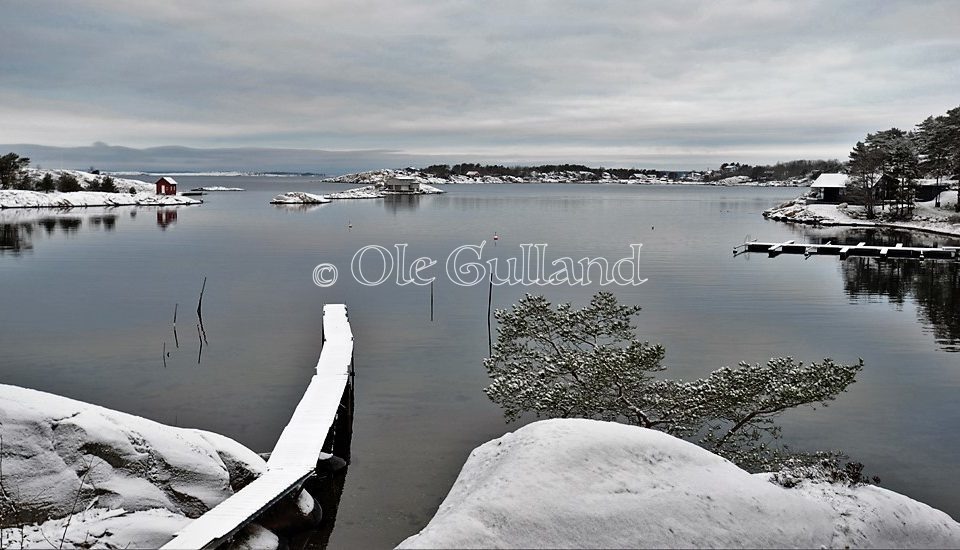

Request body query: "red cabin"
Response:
[155, 177, 178, 195]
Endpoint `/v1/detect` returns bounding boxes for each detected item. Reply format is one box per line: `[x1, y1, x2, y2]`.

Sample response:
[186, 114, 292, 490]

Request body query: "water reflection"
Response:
[382, 194, 423, 213]
[841, 258, 960, 352]
[0, 207, 187, 247]
[156, 209, 178, 229]
[273, 203, 327, 213]
[0, 224, 33, 254]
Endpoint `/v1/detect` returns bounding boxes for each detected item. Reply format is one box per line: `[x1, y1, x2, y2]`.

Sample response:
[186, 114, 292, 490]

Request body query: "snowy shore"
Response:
[1, 170, 201, 209]
[270, 191, 331, 204]
[326, 183, 445, 200]
[400, 419, 960, 549]
[764, 191, 960, 238]
[325, 168, 808, 187]
[0, 190, 201, 209]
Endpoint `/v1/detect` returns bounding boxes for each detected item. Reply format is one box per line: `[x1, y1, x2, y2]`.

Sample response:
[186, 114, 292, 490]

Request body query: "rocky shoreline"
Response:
[763, 192, 960, 239]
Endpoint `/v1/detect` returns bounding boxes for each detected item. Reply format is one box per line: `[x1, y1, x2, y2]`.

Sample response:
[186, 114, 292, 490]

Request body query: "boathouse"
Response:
[810, 173, 848, 203]
[384, 175, 421, 194]
[155, 177, 178, 195]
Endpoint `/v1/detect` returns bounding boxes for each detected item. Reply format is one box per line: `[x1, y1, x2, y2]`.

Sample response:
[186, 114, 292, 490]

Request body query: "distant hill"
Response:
[0, 143, 435, 176]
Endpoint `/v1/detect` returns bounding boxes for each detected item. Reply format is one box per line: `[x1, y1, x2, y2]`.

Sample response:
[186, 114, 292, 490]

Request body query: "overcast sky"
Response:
[2, 0, 958, 168]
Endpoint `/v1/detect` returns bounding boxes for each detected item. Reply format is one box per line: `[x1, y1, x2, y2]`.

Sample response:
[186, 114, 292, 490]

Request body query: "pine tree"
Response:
[37, 173, 55, 193]
[484, 292, 863, 472]
[56, 173, 82, 192]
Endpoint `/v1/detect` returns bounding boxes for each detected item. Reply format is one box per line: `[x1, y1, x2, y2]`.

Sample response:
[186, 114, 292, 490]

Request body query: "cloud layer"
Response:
[2, 0, 958, 168]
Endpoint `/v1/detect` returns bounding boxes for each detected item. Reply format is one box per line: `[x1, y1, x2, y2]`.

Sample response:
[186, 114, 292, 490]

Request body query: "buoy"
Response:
[493, 232, 499, 241]
[348, 220, 353, 230]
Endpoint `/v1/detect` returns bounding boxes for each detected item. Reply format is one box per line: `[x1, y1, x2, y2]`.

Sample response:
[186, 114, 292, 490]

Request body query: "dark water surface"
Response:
[2, 178, 959, 547]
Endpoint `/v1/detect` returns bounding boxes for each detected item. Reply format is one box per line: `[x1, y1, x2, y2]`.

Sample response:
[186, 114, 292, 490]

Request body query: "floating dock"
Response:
[734, 240, 960, 261]
[161, 304, 354, 550]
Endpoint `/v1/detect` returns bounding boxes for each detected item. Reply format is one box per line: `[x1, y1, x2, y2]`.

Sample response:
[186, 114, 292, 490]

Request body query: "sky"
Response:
[1, 0, 959, 169]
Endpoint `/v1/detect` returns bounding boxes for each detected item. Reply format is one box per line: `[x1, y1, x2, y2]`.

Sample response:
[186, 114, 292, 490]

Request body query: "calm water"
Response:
[2, 179, 959, 547]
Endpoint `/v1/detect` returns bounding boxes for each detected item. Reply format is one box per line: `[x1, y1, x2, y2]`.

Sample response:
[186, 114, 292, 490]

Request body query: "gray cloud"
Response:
[1, 0, 958, 169]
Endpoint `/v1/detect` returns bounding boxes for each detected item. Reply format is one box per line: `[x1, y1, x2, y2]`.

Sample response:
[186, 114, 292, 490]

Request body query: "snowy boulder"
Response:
[0, 384, 269, 548]
[399, 419, 960, 549]
[270, 191, 331, 204]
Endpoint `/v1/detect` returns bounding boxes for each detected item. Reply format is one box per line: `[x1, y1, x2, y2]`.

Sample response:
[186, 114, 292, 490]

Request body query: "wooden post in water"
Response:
[430, 281, 434, 322]
[487, 273, 493, 357]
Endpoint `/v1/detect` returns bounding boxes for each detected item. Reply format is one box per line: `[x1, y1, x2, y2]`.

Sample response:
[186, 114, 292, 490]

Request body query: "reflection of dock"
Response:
[161, 304, 355, 549]
[735, 240, 960, 261]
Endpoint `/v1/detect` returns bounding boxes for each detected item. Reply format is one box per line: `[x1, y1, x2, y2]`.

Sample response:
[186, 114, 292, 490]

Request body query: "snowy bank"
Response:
[0, 384, 279, 549]
[764, 191, 960, 238]
[0, 190, 200, 209]
[399, 419, 960, 549]
[269, 191, 331, 204]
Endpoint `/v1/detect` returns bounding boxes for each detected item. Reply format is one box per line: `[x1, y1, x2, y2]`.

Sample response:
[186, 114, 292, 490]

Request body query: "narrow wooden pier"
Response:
[161, 304, 354, 550]
[734, 241, 960, 261]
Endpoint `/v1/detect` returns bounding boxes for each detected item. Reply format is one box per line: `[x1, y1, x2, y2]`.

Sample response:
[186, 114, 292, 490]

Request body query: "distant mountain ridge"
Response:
[0, 143, 432, 176]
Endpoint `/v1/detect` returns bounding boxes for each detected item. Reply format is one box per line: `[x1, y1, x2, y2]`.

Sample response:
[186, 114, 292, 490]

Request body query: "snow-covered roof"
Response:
[156, 176, 178, 185]
[810, 173, 848, 188]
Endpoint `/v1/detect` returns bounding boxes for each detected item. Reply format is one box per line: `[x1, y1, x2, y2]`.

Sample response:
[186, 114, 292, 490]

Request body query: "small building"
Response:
[383, 175, 421, 194]
[155, 177, 178, 195]
[810, 173, 848, 203]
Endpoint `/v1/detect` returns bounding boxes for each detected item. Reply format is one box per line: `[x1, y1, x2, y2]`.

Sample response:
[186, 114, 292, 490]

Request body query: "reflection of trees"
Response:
[0, 224, 33, 255]
[841, 258, 960, 352]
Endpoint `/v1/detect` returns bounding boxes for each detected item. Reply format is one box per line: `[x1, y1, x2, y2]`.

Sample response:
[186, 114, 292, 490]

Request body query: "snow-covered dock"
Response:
[735, 240, 960, 261]
[160, 304, 354, 550]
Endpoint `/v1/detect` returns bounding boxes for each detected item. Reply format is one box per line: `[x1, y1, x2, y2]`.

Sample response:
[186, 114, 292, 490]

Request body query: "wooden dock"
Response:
[734, 240, 960, 261]
[161, 304, 354, 550]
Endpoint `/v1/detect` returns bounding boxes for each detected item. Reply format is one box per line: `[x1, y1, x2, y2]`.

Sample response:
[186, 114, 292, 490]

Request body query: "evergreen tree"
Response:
[100, 175, 118, 193]
[56, 173, 82, 192]
[0, 152, 31, 189]
[915, 115, 952, 207]
[847, 140, 884, 218]
[37, 173, 55, 193]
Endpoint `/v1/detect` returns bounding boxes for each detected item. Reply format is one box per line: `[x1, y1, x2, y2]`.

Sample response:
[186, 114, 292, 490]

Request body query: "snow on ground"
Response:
[0, 384, 275, 549]
[399, 419, 960, 549]
[192, 186, 245, 192]
[269, 191, 331, 204]
[326, 185, 384, 199]
[764, 191, 960, 238]
[0, 190, 200, 209]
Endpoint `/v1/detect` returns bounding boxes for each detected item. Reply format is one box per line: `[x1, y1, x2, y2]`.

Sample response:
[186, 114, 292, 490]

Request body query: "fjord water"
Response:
[2, 178, 959, 547]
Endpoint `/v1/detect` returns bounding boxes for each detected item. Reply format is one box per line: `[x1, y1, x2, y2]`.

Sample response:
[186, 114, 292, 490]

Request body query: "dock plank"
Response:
[161, 304, 353, 550]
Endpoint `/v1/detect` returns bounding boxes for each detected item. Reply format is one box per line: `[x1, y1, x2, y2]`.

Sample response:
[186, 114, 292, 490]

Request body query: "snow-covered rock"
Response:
[0, 384, 271, 549]
[269, 191, 331, 204]
[0, 190, 200, 209]
[326, 185, 384, 199]
[399, 419, 960, 549]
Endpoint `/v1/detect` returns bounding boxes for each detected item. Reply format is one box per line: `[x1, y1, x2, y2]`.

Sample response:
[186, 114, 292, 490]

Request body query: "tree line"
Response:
[0, 153, 123, 193]
[847, 105, 960, 218]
